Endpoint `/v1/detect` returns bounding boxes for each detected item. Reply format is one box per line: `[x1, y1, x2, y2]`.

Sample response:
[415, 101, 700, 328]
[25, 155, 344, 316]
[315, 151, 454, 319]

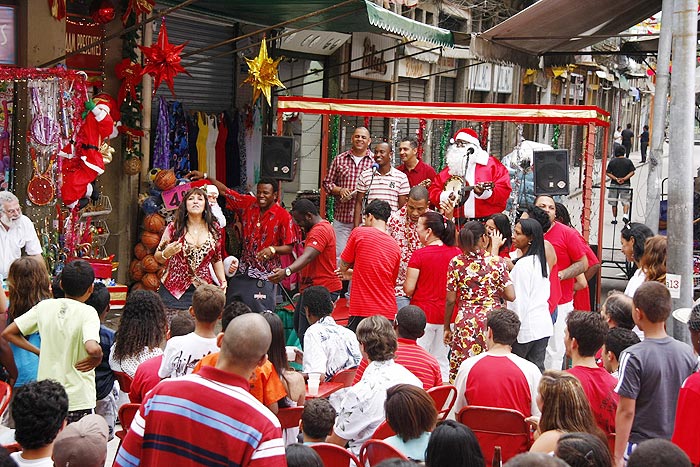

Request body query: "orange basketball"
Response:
[154, 169, 177, 191]
[129, 259, 145, 281]
[131, 281, 144, 291]
[142, 272, 160, 291]
[142, 254, 159, 273]
[144, 213, 166, 234]
[156, 266, 166, 278]
[134, 242, 150, 260]
[141, 231, 161, 250]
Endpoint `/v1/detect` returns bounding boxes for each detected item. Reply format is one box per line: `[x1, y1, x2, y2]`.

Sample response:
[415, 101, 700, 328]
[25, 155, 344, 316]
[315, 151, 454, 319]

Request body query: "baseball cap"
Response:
[52, 414, 108, 467]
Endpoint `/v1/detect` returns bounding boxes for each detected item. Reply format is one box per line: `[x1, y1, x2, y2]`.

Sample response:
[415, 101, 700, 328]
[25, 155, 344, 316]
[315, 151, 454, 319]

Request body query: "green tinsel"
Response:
[551, 124, 560, 149]
[119, 4, 143, 159]
[438, 120, 452, 170]
[326, 115, 340, 221]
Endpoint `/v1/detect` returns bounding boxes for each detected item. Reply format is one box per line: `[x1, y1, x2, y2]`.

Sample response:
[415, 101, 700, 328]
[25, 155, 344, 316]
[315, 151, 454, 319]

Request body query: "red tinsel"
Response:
[0, 67, 87, 82]
[416, 118, 426, 160]
[122, 0, 155, 25]
[364, 116, 370, 129]
[138, 18, 189, 97]
[480, 121, 490, 150]
[115, 58, 143, 104]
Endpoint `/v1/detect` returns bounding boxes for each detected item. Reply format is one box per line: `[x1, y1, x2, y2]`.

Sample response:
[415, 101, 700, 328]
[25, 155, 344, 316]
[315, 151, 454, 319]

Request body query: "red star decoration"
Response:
[138, 19, 189, 97]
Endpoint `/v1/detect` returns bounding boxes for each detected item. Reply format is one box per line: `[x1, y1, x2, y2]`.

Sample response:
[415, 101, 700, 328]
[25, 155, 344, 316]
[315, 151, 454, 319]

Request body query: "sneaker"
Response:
[611, 219, 618, 225]
[622, 217, 629, 224]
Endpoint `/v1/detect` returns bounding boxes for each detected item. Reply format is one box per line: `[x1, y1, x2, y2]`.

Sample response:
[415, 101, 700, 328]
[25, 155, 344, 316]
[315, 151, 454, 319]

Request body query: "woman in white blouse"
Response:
[620, 223, 654, 297]
[509, 218, 552, 372]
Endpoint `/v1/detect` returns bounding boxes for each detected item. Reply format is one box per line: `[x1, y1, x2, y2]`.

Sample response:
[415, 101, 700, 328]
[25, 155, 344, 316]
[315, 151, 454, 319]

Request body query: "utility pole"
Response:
[666, 0, 696, 342]
[644, 0, 673, 234]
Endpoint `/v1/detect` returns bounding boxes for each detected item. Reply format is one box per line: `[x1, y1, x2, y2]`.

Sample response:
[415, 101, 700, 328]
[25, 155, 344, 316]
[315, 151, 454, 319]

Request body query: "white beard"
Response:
[446, 144, 473, 177]
[0, 213, 18, 228]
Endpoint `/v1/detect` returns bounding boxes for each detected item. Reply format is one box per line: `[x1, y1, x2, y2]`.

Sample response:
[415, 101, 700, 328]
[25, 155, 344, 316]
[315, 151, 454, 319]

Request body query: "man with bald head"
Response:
[115, 313, 286, 467]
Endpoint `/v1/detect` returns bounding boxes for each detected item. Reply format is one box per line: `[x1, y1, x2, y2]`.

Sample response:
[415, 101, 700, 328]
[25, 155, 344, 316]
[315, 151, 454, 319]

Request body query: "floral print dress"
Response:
[446, 250, 511, 381]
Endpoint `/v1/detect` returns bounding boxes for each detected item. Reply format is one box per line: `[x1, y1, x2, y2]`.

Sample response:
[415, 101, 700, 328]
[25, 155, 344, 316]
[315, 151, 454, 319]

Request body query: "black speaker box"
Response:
[533, 149, 569, 196]
[261, 136, 295, 181]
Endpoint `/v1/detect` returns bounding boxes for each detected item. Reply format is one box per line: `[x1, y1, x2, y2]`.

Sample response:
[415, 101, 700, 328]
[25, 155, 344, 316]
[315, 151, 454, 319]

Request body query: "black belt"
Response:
[81, 143, 100, 151]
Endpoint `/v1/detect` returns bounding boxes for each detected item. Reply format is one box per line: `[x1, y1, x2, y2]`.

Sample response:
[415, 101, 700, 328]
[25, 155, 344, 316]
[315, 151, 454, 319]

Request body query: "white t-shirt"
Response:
[0, 215, 42, 277]
[158, 332, 219, 379]
[10, 453, 54, 467]
[508, 255, 552, 343]
[624, 268, 645, 297]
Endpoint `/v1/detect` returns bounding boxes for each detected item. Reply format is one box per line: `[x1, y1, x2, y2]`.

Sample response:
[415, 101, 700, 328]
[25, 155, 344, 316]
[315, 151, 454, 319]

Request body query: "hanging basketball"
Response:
[141, 272, 160, 291]
[134, 242, 150, 260]
[144, 213, 166, 234]
[129, 259, 145, 281]
[141, 231, 161, 250]
[154, 169, 177, 191]
[142, 254, 159, 273]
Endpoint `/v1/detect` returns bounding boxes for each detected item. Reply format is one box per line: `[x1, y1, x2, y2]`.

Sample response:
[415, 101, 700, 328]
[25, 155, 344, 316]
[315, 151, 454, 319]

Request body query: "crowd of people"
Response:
[0, 126, 696, 467]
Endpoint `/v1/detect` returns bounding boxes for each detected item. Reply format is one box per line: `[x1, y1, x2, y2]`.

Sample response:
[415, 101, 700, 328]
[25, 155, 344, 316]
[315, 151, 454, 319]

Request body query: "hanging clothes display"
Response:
[215, 113, 227, 183]
[152, 96, 170, 169]
[205, 113, 218, 178]
[187, 112, 199, 172]
[196, 112, 208, 173]
[169, 101, 189, 177]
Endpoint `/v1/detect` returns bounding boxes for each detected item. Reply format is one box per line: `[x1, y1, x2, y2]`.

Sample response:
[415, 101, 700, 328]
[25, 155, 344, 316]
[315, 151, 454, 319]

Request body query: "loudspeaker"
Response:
[533, 149, 569, 196]
[261, 136, 295, 181]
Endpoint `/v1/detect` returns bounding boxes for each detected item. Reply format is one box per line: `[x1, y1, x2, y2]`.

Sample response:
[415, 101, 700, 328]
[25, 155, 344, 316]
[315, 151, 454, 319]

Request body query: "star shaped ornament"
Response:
[243, 37, 286, 106]
[139, 18, 189, 97]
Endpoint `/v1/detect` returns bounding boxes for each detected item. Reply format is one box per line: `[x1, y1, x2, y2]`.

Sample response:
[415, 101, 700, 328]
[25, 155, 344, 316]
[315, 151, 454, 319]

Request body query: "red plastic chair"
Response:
[114, 371, 133, 393]
[330, 367, 358, 388]
[359, 439, 409, 466]
[0, 381, 11, 416]
[115, 403, 140, 445]
[311, 442, 361, 467]
[457, 405, 532, 465]
[371, 420, 396, 440]
[427, 384, 457, 420]
[276, 406, 304, 430]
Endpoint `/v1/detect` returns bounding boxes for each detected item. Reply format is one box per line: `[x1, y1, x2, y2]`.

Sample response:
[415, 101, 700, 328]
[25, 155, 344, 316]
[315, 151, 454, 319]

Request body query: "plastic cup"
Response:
[286, 346, 297, 362]
[307, 373, 321, 396]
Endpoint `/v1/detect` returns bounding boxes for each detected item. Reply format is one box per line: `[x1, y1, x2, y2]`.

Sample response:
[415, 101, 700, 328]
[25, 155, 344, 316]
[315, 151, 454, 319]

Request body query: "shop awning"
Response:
[161, 0, 453, 47]
[471, 0, 661, 67]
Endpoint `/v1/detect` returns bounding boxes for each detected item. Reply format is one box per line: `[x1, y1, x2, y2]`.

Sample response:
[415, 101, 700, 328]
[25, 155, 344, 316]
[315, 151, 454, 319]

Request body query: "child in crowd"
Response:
[10, 379, 68, 467]
[602, 327, 640, 379]
[85, 282, 116, 440]
[158, 284, 223, 379]
[3, 260, 102, 422]
[614, 282, 697, 465]
[300, 398, 336, 444]
[52, 414, 108, 467]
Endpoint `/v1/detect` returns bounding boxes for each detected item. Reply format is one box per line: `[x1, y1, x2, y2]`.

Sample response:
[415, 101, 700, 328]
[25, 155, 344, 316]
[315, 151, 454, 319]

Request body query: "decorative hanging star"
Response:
[138, 18, 189, 97]
[243, 37, 285, 106]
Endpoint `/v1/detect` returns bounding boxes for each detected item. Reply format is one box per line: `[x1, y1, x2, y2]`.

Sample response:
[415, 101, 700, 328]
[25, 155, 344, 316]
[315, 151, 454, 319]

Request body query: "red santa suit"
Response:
[429, 128, 511, 220]
[60, 94, 119, 208]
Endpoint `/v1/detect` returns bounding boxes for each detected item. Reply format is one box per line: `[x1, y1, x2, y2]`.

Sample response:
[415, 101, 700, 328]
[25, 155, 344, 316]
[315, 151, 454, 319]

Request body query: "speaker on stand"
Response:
[533, 149, 569, 196]
[261, 136, 295, 182]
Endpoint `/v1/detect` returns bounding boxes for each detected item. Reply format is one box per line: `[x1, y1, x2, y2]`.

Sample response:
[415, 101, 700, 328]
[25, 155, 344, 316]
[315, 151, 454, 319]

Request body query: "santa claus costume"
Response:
[429, 128, 511, 222]
[60, 94, 120, 209]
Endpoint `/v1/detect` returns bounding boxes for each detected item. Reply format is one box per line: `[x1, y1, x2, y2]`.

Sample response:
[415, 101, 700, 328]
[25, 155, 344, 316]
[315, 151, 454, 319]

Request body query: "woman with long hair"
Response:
[109, 290, 168, 377]
[404, 211, 461, 382]
[260, 311, 305, 407]
[530, 370, 607, 453]
[509, 218, 551, 372]
[384, 384, 438, 462]
[639, 235, 667, 284]
[619, 223, 654, 297]
[425, 420, 484, 467]
[485, 213, 513, 258]
[6, 257, 49, 387]
[444, 221, 514, 382]
[155, 187, 226, 309]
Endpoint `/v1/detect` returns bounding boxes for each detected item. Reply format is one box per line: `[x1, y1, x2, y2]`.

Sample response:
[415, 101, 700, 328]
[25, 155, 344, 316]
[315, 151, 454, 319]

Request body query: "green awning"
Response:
[158, 0, 453, 48]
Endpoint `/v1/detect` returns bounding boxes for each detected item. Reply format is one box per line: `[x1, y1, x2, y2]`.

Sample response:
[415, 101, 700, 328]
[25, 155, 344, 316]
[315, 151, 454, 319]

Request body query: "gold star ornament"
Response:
[243, 37, 286, 106]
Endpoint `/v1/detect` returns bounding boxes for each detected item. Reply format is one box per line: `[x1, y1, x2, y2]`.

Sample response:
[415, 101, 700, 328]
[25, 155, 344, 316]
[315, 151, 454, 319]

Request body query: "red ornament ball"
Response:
[90, 0, 115, 24]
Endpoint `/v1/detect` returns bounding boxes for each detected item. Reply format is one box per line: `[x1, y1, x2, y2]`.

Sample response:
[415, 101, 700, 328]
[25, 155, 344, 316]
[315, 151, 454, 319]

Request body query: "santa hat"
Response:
[450, 128, 481, 147]
[93, 93, 121, 122]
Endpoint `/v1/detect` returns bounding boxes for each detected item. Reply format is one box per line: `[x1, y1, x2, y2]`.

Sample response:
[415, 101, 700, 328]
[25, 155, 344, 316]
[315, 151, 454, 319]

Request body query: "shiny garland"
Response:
[391, 117, 400, 164]
[508, 123, 525, 223]
[363, 116, 370, 130]
[326, 114, 339, 221]
[416, 118, 426, 160]
[437, 120, 452, 170]
[480, 121, 490, 151]
[551, 124, 560, 149]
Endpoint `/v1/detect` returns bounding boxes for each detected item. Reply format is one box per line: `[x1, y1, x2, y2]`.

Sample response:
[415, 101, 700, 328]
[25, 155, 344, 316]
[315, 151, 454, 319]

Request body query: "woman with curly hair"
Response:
[109, 290, 168, 377]
[155, 187, 226, 309]
[639, 235, 667, 284]
[529, 370, 607, 454]
[619, 223, 654, 297]
[444, 221, 514, 382]
[7, 257, 50, 387]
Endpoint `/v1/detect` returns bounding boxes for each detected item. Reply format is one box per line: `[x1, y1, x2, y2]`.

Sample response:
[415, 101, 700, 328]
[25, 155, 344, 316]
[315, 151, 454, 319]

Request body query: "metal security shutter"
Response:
[435, 76, 454, 103]
[345, 78, 389, 141]
[152, 10, 235, 113]
[431, 77, 455, 168]
[397, 78, 426, 142]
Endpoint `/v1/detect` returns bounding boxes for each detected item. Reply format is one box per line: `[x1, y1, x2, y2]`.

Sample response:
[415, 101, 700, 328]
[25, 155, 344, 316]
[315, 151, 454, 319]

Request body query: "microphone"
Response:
[371, 162, 379, 174]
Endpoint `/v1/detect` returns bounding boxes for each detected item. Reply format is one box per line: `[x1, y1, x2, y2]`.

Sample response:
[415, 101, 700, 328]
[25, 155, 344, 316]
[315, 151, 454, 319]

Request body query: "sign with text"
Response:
[398, 57, 429, 80]
[0, 6, 16, 65]
[350, 33, 396, 82]
[666, 273, 682, 299]
[469, 63, 513, 93]
[66, 16, 105, 73]
[161, 180, 208, 211]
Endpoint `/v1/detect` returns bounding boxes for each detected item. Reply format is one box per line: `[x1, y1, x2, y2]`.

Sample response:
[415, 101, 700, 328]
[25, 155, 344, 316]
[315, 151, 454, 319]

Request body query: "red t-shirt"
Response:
[573, 234, 600, 311]
[567, 366, 618, 433]
[407, 244, 462, 324]
[544, 222, 587, 304]
[129, 355, 163, 404]
[352, 338, 442, 390]
[397, 160, 437, 187]
[672, 372, 700, 465]
[341, 226, 400, 319]
[299, 220, 342, 292]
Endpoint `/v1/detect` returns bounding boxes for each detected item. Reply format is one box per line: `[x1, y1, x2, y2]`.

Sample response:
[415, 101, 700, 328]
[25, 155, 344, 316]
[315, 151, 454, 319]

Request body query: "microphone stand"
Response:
[362, 167, 377, 214]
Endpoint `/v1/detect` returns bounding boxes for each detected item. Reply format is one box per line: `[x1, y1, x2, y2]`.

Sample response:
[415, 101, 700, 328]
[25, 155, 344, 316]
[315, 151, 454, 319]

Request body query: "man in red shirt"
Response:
[339, 199, 400, 331]
[352, 305, 442, 390]
[269, 198, 342, 345]
[565, 310, 618, 434]
[190, 172, 298, 312]
[396, 138, 437, 188]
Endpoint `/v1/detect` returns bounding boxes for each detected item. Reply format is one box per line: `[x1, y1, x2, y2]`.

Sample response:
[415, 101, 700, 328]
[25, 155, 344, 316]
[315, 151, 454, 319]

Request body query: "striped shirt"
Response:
[114, 366, 286, 467]
[353, 338, 442, 390]
[356, 166, 410, 212]
[322, 149, 373, 223]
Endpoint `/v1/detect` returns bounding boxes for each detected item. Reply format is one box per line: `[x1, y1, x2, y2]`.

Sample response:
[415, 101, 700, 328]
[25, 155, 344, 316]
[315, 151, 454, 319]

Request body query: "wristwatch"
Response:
[285, 267, 292, 277]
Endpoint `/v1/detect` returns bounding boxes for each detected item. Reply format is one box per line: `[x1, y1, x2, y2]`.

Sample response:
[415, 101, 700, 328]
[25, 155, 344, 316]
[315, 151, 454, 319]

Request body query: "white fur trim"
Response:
[92, 104, 110, 122]
[81, 155, 105, 175]
[223, 256, 238, 277]
[454, 132, 481, 148]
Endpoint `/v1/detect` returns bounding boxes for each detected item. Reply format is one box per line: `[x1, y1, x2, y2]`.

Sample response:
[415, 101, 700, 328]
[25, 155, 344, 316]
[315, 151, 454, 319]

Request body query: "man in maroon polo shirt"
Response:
[397, 138, 437, 188]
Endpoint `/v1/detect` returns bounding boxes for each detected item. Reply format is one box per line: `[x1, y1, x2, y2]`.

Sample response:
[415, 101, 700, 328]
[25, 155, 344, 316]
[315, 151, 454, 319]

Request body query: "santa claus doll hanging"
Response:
[429, 128, 512, 222]
[59, 93, 120, 209]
